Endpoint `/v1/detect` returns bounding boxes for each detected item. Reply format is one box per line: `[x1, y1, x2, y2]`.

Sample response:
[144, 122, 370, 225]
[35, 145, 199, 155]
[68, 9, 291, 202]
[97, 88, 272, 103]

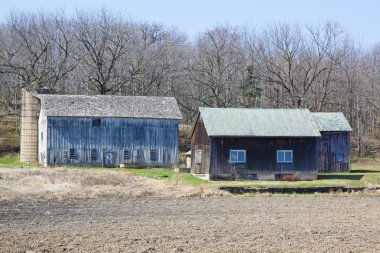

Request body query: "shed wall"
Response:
[317, 132, 350, 172]
[191, 116, 211, 174]
[46, 117, 179, 167]
[209, 137, 318, 180]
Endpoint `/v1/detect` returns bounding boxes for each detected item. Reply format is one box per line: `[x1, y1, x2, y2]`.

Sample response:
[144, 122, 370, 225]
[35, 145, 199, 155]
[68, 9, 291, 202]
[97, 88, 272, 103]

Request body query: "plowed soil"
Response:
[1, 196, 380, 252]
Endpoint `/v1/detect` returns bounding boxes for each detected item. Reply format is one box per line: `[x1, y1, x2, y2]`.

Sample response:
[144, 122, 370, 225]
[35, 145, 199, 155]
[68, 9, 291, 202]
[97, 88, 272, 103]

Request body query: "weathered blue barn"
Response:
[36, 94, 182, 167]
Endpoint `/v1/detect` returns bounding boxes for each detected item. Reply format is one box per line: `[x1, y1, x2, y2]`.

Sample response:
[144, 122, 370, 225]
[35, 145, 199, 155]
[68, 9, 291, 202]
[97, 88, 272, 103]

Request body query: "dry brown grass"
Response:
[282, 173, 301, 181]
[0, 167, 230, 201]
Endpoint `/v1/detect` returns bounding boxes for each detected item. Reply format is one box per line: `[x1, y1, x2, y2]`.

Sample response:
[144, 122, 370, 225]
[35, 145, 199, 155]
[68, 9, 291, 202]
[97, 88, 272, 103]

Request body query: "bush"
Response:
[282, 174, 301, 181]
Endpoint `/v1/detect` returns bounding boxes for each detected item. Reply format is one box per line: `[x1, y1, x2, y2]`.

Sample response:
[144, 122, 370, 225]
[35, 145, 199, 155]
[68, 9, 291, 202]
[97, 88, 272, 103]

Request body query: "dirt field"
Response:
[1, 196, 380, 253]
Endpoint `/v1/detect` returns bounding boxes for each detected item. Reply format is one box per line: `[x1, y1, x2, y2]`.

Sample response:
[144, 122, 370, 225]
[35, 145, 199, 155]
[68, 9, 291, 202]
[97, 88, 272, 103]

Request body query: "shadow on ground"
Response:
[317, 174, 364, 180]
[351, 170, 379, 174]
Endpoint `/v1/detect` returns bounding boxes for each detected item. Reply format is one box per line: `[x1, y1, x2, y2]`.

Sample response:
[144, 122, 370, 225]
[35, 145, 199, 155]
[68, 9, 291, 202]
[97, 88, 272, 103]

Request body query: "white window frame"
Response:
[229, 150, 246, 163]
[277, 150, 293, 163]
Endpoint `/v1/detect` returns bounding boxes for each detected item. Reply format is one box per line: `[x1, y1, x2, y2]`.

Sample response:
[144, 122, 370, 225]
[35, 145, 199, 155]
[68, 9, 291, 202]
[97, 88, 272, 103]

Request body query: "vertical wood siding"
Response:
[317, 132, 350, 172]
[191, 115, 211, 174]
[46, 117, 179, 167]
[209, 137, 318, 180]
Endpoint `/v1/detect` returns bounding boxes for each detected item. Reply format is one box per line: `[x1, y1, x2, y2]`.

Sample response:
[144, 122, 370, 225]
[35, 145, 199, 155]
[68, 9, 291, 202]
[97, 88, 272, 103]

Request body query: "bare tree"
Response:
[74, 9, 134, 95]
[0, 11, 78, 117]
[255, 22, 349, 108]
[186, 25, 245, 108]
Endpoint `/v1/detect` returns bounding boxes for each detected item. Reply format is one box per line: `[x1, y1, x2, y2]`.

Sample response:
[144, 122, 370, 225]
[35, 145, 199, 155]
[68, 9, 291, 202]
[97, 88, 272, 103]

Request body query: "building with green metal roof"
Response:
[191, 107, 351, 181]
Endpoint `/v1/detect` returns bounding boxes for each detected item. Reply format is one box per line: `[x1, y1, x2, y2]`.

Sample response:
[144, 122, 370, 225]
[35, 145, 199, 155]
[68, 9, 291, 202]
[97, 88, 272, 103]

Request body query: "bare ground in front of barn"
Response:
[1, 196, 380, 253]
[1, 167, 380, 252]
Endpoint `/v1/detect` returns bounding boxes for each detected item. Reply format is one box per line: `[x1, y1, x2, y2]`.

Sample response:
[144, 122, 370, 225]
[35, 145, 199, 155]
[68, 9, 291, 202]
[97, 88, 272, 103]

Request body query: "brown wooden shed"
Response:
[312, 113, 352, 172]
[191, 108, 351, 181]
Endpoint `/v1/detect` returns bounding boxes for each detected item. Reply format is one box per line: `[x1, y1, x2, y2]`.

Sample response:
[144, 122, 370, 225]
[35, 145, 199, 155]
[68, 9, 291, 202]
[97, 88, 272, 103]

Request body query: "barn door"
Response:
[163, 149, 171, 164]
[132, 149, 145, 165]
[103, 151, 115, 167]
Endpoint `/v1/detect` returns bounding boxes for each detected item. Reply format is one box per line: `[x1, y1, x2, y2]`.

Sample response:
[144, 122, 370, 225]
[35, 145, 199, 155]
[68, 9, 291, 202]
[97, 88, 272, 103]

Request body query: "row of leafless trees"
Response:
[0, 10, 379, 153]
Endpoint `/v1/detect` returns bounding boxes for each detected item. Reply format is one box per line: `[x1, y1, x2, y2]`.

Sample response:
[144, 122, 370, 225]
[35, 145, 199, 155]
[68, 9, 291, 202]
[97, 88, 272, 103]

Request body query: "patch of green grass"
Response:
[351, 164, 380, 173]
[121, 169, 209, 185]
[118, 163, 380, 188]
[0, 155, 39, 168]
[177, 173, 210, 185]
[124, 168, 175, 180]
[2, 155, 379, 189]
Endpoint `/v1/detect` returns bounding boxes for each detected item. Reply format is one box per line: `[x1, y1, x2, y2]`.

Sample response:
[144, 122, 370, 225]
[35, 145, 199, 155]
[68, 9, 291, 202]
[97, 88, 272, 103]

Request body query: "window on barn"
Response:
[69, 148, 75, 159]
[229, 150, 246, 163]
[336, 153, 344, 162]
[91, 149, 97, 160]
[195, 150, 202, 164]
[277, 150, 293, 163]
[92, 118, 101, 127]
[150, 150, 157, 161]
[124, 150, 131, 160]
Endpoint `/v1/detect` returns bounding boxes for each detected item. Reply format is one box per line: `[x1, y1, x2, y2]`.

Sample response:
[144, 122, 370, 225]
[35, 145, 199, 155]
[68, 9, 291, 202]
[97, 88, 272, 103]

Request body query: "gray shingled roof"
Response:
[199, 107, 321, 137]
[36, 94, 182, 119]
[311, 112, 352, 132]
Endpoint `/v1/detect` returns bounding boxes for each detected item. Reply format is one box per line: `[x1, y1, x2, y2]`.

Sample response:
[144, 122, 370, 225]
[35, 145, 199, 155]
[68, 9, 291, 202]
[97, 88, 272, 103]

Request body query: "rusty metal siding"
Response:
[191, 116, 211, 174]
[209, 137, 318, 179]
[46, 117, 179, 167]
[317, 132, 350, 172]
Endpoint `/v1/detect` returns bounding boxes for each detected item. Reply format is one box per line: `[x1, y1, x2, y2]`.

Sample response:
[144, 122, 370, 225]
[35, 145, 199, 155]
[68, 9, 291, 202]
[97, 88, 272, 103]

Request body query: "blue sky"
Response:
[1, 0, 379, 48]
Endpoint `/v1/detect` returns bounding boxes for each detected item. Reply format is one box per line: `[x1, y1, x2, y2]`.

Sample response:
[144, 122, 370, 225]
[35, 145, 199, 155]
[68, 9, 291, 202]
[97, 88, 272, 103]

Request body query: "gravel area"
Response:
[1, 196, 380, 252]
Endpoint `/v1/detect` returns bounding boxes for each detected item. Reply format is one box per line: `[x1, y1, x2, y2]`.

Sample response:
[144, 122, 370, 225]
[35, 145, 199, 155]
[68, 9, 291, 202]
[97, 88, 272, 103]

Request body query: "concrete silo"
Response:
[19, 89, 40, 163]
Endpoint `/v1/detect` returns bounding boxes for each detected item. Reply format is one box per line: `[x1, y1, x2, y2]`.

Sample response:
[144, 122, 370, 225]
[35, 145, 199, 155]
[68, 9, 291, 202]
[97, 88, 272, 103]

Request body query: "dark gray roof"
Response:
[36, 94, 182, 119]
[311, 113, 352, 132]
[198, 107, 321, 137]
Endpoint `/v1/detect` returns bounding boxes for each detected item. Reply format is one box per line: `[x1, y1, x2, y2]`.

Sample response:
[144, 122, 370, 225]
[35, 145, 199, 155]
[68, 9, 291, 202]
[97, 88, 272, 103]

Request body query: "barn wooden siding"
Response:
[190, 116, 318, 180]
[208, 137, 318, 180]
[45, 117, 179, 167]
[317, 132, 350, 172]
[191, 116, 211, 174]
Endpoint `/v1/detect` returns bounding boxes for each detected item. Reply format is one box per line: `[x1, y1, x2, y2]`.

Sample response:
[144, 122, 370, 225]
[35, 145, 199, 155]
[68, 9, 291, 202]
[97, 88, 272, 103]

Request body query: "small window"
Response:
[91, 149, 97, 160]
[229, 150, 246, 163]
[336, 153, 344, 162]
[69, 148, 75, 159]
[92, 118, 101, 127]
[124, 150, 131, 160]
[277, 150, 293, 163]
[195, 150, 202, 164]
[150, 150, 157, 161]
[41, 132, 43, 141]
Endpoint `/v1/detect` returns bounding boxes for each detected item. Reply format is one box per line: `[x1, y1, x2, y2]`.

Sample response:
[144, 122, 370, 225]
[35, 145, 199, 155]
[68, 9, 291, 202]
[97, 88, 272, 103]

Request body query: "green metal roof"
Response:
[311, 113, 352, 132]
[199, 107, 321, 137]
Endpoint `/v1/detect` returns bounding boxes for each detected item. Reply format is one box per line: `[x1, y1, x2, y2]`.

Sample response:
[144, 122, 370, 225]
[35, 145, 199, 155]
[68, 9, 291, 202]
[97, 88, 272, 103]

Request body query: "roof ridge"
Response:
[38, 95, 182, 119]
